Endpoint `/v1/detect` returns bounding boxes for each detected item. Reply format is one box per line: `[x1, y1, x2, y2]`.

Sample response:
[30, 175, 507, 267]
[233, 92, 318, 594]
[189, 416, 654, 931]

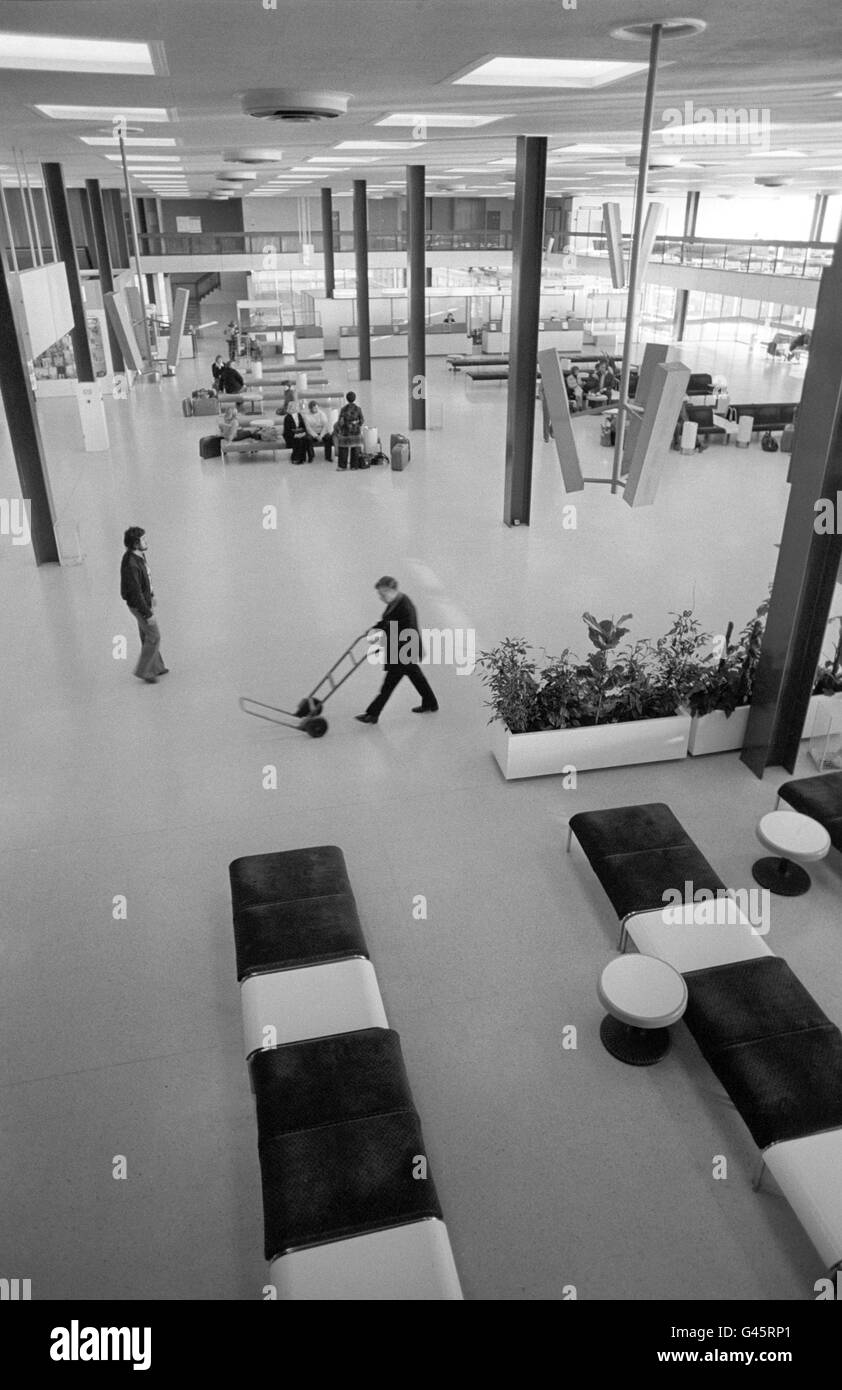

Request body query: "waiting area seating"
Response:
[777, 771, 842, 852]
[228, 845, 463, 1300]
[567, 802, 842, 1278]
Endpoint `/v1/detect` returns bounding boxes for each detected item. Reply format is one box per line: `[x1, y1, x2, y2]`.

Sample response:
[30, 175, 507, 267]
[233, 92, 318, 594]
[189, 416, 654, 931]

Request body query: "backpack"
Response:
[761, 431, 779, 453]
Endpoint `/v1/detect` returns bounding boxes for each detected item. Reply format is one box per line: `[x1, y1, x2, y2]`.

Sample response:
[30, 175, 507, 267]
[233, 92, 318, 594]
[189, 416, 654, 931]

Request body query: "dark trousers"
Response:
[366, 663, 437, 718]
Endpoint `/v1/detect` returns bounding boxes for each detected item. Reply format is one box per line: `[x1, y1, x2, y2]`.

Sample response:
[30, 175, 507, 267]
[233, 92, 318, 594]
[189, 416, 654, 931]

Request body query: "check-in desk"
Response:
[293, 325, 325, 361]
[482, 322, 506, 353]
[536, 323, 584, 353]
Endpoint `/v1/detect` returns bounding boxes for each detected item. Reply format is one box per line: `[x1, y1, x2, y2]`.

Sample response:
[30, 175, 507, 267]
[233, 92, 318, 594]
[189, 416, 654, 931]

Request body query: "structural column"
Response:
[321, 187, 335, 298]
[742, 223, 842, 776]
[353, 179, 371, 381]
[85, 178, 125, 374]
[407, 164, 426, 430]
[672, 188, 699, 342]
[809, 192, 829, 244]
[103, 189, 129, 268]
[503, 136, 547, 527]
[0, 245, 60, 563]
[42, 162, 94, 381]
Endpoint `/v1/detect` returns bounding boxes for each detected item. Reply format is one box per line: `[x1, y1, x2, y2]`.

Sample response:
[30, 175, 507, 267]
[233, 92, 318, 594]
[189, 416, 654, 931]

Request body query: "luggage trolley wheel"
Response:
[295, 696, 324, 718]
[301, 716, 328, 738]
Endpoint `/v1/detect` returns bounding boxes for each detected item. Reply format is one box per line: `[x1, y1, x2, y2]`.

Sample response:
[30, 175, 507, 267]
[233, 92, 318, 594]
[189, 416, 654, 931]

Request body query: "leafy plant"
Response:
[480, 611, 711, 732]
[813, 618, 842, 695]
[477, 638, 541, 733]
[687, 601, 768, 718]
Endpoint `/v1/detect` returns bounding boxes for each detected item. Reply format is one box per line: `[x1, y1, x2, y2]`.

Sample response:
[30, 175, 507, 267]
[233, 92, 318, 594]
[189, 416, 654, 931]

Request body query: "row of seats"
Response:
[228, 844, 463, 1300]
[567, 801, 842, 1282]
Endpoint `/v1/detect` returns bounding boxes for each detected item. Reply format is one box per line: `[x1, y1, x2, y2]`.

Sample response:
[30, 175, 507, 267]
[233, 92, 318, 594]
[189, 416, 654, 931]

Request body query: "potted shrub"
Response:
[479, 611, 706, 780]
[687, 603, 767, 755]
[805, 617, 842, 740]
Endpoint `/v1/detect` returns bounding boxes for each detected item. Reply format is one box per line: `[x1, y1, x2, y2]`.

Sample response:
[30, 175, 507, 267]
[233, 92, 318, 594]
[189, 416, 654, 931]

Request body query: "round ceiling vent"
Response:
[611, 18, 706, 41]
[625, 154, 682, 169]
[240, 89, 351, 122]
[217, 171, 257, 181]
[223, 147, 284, 164]
[755, 176, 792, 187]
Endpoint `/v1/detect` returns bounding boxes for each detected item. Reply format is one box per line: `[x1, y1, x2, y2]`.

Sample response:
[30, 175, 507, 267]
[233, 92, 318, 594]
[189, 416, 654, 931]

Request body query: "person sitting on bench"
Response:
[218, 358, 245, 395]
[787, 331, 811, 360]
[219, 405, 262, 443]
[303, 400, 332, 461]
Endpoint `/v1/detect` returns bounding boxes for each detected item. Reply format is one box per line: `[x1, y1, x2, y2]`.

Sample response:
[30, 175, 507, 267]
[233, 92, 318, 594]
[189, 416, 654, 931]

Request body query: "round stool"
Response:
[753, 810, 831, 897]
[597, 954, 688, 1066]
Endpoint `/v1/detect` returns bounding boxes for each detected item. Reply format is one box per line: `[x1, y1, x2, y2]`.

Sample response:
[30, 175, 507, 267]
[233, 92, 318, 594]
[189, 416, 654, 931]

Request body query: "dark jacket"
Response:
[218, 364, 244, 394]
[374, 593, 422, 667]
[121, 550, 154, 620]
[337, 401, 364, 443]
[282, 411, 306, 448]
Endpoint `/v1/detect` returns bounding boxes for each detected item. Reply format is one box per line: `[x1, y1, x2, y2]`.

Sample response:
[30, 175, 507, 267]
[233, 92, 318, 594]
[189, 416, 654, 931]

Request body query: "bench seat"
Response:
[777, 771, 842, 852]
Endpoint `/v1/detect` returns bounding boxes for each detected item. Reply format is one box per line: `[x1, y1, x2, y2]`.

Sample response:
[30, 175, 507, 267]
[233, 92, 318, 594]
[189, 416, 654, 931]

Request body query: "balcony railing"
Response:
[566, 232, 833, 280]
[137, 229, 515, 257]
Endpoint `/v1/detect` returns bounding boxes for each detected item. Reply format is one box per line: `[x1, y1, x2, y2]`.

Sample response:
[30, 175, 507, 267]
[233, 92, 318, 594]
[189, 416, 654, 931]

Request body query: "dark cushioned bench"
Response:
[229, 846, 367, 980]
[250, 1029, 441, 1259]
[568, 802, 727, 923]
[777, 771, 842, 853]
[730, 402, 798, 433]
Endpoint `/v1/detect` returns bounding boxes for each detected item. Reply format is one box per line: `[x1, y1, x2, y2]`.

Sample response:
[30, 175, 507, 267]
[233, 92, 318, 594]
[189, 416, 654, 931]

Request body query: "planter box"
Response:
[688, 706, 751, 756]
[802, 692, 842, 740]
[489, 712, 691, 781]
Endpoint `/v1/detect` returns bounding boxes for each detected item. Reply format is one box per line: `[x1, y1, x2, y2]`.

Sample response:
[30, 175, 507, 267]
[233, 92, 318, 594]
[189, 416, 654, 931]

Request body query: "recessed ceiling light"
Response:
[552, 144, 622, 155]
[0, 33, 160, 74]
[308, 156, 380, 164]
[376, 112, 508, 128]
[445, 167, 494, 173]
[334, 140, 423, 150]
[754, 149, 806, 159]
[35, 103, 170, 122]
[453, 57, 649, 89]
[104, 153, 182, 163]
[79, 135, 177, 147]
[293, 165, 349, 172]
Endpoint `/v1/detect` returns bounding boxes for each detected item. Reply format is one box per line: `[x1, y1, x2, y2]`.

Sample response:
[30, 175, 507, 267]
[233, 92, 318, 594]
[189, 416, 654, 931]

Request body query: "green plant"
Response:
[687, 601, 768, 718]
[813, 618, 842, 695]
[477, 638, 542, 733]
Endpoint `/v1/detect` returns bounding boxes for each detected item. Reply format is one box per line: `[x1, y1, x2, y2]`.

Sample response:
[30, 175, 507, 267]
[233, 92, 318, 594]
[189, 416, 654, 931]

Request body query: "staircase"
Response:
[172, 273, 222, 331]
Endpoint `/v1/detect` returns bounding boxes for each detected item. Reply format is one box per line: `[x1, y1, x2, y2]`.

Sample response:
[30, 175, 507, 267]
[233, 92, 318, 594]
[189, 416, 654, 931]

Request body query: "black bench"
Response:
[730, 402, 798, 434]
[777, 771, 842, 852]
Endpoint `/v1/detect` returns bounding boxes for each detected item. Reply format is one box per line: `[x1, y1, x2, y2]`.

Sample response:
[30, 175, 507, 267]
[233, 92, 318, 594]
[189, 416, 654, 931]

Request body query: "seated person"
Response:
[303, 400, 333, 460]
[282, 406, 311, 461]
[217, 358, 245, 395]
[565, 367, 586, 412]
[787, 331, 811, 359]
[218, 405, 262, 444]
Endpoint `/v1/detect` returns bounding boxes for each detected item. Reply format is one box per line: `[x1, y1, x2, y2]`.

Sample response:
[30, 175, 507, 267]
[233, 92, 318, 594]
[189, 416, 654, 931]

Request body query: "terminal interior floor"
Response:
[1, 340, 838, 1301]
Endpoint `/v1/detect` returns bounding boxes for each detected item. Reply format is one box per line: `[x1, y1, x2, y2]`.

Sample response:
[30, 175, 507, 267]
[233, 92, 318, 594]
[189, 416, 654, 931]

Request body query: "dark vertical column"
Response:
[42, 163, 94, 382]
[503, 136, 547, 527]
[353, 179, 371, 381]
[425, 267, 433, 287]
[78, 188, 97, 269]
[321, 187, 335, 298]
[809, 193, 828, 243]
[135, 197, 148, 237]
[103, 189, 130, 268]
[85, 179, 125, 374]
[0, 246, 60, 563]
[672, 189, 700, 341]
[407, 164, 426, 431]
[742, 225, 842, 776]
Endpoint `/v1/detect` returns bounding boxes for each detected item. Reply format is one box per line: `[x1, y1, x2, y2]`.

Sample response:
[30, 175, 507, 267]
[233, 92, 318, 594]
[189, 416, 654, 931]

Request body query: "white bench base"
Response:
[268, 1218, 463, 1301]
[241, 957, 387, 1057]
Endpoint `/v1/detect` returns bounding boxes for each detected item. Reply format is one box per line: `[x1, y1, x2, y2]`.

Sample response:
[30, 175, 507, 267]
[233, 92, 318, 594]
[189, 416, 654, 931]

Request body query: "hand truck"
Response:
[239, 631, 373, 737]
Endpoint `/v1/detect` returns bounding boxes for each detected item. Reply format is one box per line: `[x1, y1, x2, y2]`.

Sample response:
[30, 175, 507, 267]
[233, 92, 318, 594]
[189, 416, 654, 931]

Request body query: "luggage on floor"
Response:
[193, 397, 219, 416]
[199, 434, 222, 459]
[600, 415, 616, 448]
[780, 424, 795, 454]
[391, 434, 410, 471]
[761, 430, 779, 453]
[181, 396, 194, 417]
[363, 426, 379, 455]
[192, 388, 217, 399]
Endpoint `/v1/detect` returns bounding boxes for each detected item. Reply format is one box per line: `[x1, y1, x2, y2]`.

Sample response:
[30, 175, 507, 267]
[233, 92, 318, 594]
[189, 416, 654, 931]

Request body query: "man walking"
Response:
[120, 526, 168, 684]
[356, 576, 438, 724]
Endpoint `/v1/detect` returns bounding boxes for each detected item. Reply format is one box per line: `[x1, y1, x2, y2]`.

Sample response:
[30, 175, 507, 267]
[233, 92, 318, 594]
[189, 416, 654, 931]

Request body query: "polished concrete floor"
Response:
[0, 331, 838, 1301]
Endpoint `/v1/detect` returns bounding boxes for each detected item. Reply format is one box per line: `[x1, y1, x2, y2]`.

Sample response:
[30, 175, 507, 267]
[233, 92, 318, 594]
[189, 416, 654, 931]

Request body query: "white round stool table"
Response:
[753, 810, 831, 897]
[597, 954, 688, 1066]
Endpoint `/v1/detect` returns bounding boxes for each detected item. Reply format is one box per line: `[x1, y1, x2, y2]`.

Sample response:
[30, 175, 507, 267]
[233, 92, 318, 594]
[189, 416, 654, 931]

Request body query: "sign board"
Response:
[176, 216, 202, 233]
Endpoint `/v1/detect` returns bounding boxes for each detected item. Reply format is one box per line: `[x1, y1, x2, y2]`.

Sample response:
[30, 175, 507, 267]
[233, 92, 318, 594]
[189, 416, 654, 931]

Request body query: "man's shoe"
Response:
[143, 676, 158, 684]
[355, 713, 378, 723]
[159, 668, 170, 675]
[412, 705, 439, 713]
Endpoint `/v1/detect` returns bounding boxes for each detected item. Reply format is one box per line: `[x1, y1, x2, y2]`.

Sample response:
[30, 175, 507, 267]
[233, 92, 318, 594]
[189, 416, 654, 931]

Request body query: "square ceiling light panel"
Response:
[376, 112, 509, 128]
[104, 154, 182, 162]
[35, 104, 171, 121]
[0, 33, 162, 74]
[334, 141, 423, 150]
[453, 57, 649, 88]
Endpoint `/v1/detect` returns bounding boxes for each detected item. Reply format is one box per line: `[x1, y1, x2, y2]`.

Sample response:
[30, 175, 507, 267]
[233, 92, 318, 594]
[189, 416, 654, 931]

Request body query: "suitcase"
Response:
[181, 397, 194, 417]
[780, 424, 795, 454]
[199, 434, 221, 459]
[363, 426, 379, 455]
[193, 397, 219, 416]
[391, 435, 410, 471]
